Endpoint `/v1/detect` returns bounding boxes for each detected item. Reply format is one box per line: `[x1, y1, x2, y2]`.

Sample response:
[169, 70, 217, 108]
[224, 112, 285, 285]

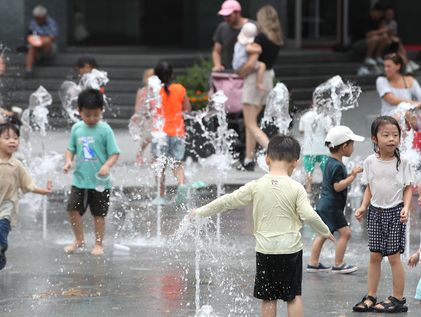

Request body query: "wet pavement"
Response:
[2, 89, 421, 316]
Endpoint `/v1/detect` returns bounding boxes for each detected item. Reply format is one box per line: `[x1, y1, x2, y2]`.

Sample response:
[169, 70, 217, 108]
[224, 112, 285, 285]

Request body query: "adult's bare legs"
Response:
[25, 47, 37, 71]
[243, 103, 269, 161]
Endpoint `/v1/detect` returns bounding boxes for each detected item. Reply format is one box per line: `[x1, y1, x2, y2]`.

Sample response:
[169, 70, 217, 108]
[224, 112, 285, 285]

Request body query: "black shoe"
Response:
[24, 70, 33, 78]
[243, 161, 255, 171]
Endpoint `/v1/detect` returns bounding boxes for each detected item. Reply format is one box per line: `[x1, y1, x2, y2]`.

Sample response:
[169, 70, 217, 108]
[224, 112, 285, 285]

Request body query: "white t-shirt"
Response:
[298, 110, 332, 155]
[361, 154, 414, 208]
[376, 76, 421, 115]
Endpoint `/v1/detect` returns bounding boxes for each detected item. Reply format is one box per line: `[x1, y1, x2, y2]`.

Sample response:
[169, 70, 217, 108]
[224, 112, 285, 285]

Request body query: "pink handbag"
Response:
[209, 72, 244, 113]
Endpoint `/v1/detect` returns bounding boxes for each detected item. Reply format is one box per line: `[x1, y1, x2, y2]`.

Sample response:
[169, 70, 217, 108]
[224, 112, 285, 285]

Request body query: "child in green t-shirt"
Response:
[63, 89, 120, 256]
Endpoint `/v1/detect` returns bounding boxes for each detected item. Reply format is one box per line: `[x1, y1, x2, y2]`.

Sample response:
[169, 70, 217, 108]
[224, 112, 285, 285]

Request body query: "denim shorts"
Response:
[151, 136, 185, 161]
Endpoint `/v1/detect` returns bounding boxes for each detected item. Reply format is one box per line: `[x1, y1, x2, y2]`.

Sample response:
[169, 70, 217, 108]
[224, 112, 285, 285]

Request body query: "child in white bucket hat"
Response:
[232, 22, 266, 91]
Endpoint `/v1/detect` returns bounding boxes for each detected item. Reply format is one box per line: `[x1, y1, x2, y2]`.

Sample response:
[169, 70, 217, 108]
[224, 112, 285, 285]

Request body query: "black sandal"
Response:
[373, 296, 408, 313]
[352, 295, 377, 312]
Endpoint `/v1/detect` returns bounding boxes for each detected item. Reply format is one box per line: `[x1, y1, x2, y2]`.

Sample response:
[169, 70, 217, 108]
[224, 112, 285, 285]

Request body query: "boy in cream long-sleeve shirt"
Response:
[191, 135, 334, 317]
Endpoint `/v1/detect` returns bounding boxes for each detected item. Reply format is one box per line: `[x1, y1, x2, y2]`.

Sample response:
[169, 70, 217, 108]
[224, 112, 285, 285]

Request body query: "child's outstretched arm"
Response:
[98, 153, 119, 176]
[32, 180, 53, 195]
[63, 149, 74, 173]
[355, 185, 372, 221]
[192, 181, 254, 218]
[333, 166, 363, 192]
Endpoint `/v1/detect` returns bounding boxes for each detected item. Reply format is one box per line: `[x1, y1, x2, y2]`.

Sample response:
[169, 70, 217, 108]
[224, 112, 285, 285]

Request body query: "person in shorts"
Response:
[307, 126, 364, 274]
[63, 89, 120, 256]
[152, 62, 191, 206]
[191, 135, 333, 317]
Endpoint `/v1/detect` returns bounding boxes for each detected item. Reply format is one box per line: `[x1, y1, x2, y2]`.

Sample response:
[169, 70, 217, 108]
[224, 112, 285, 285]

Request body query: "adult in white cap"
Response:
[212, 1, 251, 71]
[25, 5, 59, 77]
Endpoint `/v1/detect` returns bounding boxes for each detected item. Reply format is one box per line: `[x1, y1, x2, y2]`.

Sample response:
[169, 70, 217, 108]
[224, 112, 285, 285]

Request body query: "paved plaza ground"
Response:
[1, 89, 421, 316]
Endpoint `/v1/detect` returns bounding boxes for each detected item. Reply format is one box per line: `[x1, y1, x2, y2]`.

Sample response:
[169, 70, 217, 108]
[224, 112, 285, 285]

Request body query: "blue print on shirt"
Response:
[79, 136, 96, 161]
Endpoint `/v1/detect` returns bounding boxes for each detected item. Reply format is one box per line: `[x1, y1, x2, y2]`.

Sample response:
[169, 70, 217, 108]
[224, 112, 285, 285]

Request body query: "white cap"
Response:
[325, 125, 364, 147]
[237, 23, 257, 45]
[33, 5, 47, 17]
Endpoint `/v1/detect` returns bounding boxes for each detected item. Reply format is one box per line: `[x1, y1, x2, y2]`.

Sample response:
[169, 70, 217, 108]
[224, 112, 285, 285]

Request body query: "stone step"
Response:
[8, 50, 355, 67]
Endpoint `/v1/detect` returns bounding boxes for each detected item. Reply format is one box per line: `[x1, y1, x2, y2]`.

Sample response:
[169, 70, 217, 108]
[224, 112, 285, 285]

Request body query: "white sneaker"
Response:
[364, 57, 377, 66]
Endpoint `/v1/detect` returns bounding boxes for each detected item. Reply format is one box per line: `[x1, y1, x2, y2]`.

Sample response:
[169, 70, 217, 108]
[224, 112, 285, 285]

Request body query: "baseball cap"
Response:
[218, 0, 241, 16]
[325, 125, 364, 147]
[33, 5, 47, 17]
[237, 23, 257, 45]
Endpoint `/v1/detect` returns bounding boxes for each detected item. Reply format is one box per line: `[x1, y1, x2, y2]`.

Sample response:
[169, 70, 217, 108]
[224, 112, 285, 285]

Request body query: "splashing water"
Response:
[184, 90, 238, 173]
[18, 86, 63, 238]
[129, 75, 161, 145]
[27, 86, 52, 136]
[58, 81, 81, 122]
[78, 68, 109, 90]
[58, 68, 110, 122]
[312, 75, 362, 126]
[261, 82, 291, 135]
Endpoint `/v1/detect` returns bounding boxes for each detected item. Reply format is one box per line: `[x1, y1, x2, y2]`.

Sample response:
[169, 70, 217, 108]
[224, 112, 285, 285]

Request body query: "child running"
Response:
[191, 135, 333, 317]
[353, 116, 414, 313]
[0, 123, 52, 270]
[307, 126, 364, 274]
[152, 61, 191, 205]
[63, 89, 120, 256]
[232, 22, 266, 91]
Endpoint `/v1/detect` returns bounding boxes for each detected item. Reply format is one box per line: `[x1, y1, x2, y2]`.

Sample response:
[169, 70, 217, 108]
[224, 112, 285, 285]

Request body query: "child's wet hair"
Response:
[267, 135, 300, 162]
[0, 122, 20, 137]
[154, 61, 173, 95]
[77, 88, 104, 110]
[371, 115, 401, 170]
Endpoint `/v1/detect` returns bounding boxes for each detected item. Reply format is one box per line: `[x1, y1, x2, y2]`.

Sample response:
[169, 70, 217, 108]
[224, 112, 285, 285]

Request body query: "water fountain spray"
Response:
[21, 86, 57, 239]
[58, 68, 110, 123]
[261, 82, 291, 135]
[312, 75, 362, 126]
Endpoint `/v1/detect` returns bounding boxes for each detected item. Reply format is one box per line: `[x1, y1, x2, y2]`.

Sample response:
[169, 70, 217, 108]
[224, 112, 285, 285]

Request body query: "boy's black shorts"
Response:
[66, 186, 110, 217]
[254, 250, 302, 301]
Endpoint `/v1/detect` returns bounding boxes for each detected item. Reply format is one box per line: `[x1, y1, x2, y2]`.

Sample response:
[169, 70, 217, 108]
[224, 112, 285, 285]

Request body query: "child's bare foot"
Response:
[64, 242, 84, 254]
[91, 245, 104, 256]
[257, 82, 265, 92]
